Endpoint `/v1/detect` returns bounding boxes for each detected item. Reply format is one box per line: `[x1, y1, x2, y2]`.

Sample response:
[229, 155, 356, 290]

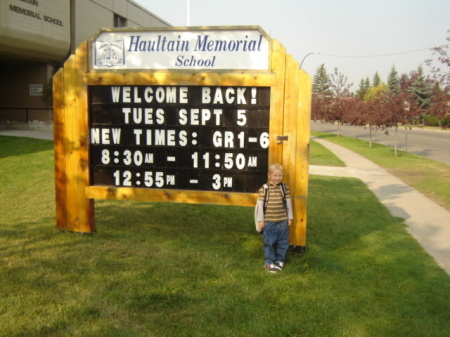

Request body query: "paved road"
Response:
[311, 122, 450, 166]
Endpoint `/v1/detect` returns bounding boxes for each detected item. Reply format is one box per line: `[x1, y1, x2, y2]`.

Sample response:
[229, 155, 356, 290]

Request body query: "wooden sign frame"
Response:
[53, 26, 311, 248]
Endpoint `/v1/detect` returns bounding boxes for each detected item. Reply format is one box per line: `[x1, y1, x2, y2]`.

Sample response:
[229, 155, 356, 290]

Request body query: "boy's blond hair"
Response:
[268, 163, 283, 173]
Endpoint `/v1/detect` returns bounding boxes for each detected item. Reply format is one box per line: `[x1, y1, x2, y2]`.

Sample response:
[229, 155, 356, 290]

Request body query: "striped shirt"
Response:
[258, 182, 292, 222]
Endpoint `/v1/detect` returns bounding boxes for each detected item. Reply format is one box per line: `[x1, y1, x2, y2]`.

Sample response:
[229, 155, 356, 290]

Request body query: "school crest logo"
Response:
[94, 40, 125, 67]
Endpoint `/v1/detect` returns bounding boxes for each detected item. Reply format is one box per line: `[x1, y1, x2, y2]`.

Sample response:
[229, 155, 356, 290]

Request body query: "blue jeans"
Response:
[263, 221, 289, 265]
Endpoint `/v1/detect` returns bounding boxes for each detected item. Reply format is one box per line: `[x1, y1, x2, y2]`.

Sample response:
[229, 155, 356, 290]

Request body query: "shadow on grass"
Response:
[92, 200, 254, 245]
[0, 136, 53, 158]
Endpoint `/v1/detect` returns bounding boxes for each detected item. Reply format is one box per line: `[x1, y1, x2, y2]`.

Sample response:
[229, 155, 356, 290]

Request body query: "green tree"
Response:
[356, 77, 370, 99]
[408, 65, 432, 109]
[387, 66, 400, 93]
[364, 83, 388, 102]
[312, 64, 333, 98]
[373, 72, 381, 87]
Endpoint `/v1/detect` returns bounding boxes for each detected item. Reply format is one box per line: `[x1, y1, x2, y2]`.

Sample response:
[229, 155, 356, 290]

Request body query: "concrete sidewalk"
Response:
[310, 137, 450, 276]
[2, 129, 449, 275]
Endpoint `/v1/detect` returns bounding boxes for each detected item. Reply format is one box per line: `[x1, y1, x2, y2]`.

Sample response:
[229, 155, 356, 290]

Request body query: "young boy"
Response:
[256, 163, 293, 273]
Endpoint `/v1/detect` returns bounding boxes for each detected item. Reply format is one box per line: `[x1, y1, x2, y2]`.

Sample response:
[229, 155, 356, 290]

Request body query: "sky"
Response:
[134, 0, 449, 91]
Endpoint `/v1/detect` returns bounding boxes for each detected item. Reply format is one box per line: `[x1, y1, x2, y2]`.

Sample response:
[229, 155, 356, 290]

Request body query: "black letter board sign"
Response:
[88, 85, 270, 192]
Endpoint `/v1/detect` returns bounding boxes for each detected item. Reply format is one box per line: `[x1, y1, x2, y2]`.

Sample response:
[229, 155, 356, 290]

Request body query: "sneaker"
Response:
[275, 261, 285, 269]
[265, 264, 281, 273]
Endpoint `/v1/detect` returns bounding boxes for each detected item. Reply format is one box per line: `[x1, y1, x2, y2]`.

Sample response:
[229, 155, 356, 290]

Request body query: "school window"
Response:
[114, 14, 127, 27]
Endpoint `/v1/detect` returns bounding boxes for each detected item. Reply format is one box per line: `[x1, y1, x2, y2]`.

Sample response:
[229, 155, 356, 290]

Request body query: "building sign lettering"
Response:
[9, 3, 64, 27]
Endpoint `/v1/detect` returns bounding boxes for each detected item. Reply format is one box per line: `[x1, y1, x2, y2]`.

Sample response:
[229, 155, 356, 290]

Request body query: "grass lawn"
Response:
[1, 136, 450, 336]
[311, 132, 450, 211]
[309, 139, 345, 167]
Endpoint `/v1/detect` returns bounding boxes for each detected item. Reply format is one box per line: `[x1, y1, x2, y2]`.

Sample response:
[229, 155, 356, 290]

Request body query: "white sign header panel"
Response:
[92, 29, 270, 71]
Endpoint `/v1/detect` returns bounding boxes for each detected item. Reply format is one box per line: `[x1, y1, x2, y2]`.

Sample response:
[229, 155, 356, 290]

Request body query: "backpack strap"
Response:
[280, 183, 287, 210]
[262, 184, 269, 213]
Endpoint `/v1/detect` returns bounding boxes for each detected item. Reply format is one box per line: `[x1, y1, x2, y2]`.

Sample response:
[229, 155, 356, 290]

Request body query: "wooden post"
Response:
[290, 69, 311, 248]
[282, 54, 301, 246]
[269, 45, 312, 248]
[53, 42, 94, 233]
[269, 39, 286, 165]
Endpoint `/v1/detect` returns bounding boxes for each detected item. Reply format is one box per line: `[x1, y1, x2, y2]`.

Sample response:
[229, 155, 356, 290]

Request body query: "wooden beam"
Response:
[84, 72, 276, 87]
[85, 186, 257, 207]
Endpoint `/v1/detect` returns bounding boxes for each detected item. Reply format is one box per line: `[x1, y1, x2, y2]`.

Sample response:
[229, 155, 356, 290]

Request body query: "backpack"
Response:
[254, 183, 287, 233]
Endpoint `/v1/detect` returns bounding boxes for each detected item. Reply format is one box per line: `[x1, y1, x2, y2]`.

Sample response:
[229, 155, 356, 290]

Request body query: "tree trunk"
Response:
[394, 126, 398, 157]
[405, 126, 409, 152]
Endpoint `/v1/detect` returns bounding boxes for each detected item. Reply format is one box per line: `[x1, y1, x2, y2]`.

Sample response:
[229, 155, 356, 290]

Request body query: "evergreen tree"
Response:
[312, 64, 333, 98]
[408, 65, 432, 109]
[356, 78, 370, 99]
[356, 79, 366, 99]
[373, 72, 381, 87]
[387, 66, 400, 92]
